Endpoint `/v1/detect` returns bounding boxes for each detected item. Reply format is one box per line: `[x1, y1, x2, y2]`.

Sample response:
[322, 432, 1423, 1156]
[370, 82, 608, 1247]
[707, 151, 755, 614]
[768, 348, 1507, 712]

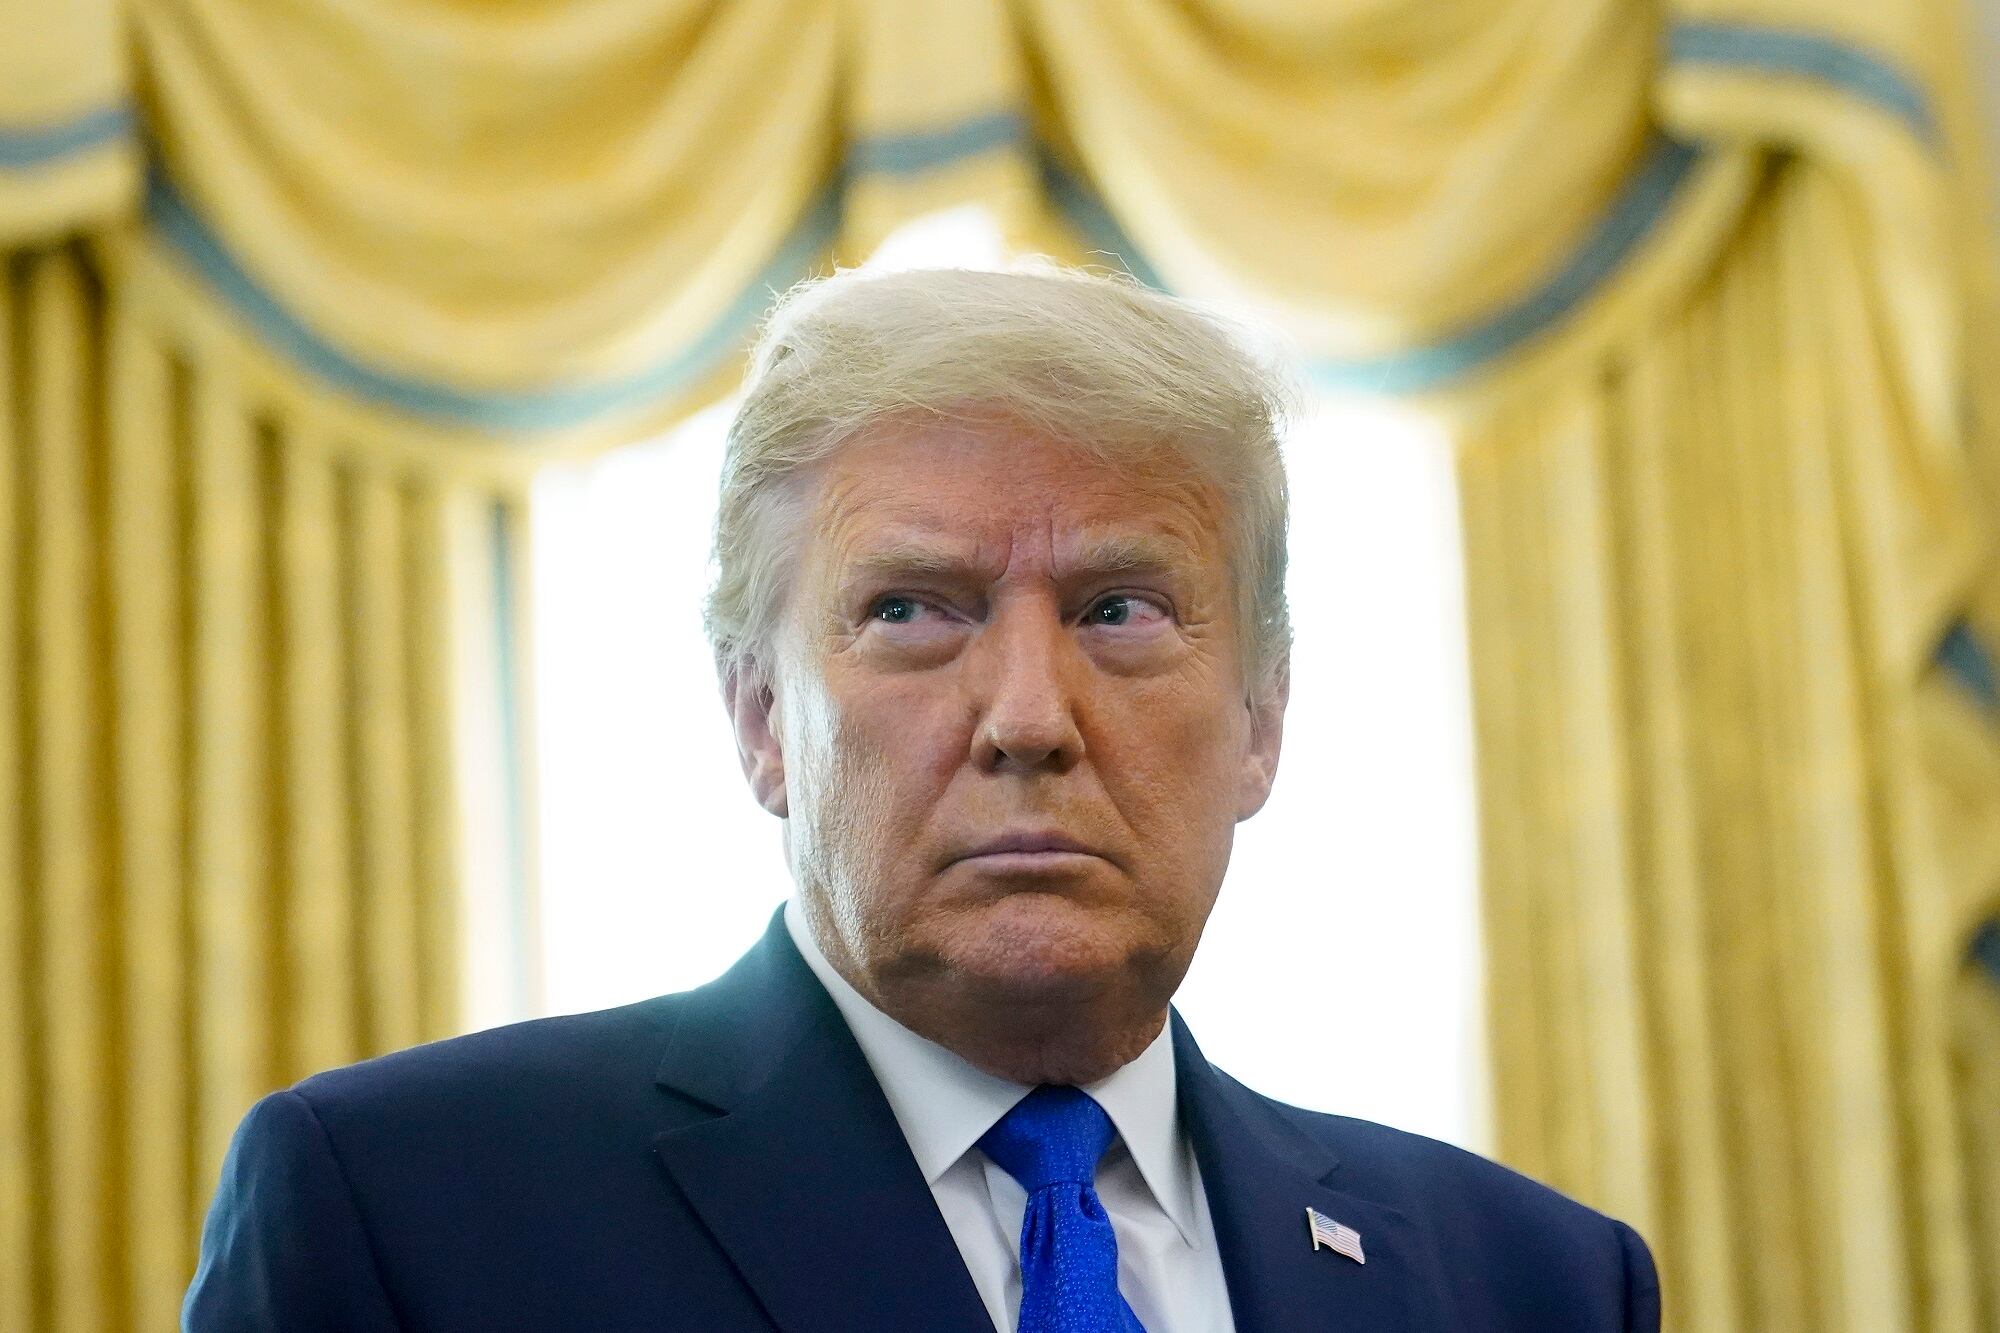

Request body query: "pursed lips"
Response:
[948, 831, 1109, 867]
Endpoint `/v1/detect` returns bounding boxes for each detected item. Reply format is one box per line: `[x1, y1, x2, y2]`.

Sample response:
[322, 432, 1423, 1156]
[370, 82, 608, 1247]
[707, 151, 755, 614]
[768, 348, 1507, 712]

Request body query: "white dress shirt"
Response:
[784, 900, 1237, 1332]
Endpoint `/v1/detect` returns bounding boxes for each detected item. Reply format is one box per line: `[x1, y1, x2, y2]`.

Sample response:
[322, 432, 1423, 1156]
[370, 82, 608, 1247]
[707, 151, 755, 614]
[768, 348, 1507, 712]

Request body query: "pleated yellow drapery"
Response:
[1461, 157, 2000, 1329]
[3, 1, 1999, 1331]
[1443, 0, 2000, 1325]
[0, 239, 493, 1332]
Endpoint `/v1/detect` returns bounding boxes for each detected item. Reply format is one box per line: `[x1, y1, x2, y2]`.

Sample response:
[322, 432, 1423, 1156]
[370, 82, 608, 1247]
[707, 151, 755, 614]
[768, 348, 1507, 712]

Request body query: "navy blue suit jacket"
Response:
[186, 909, 1659, 1331]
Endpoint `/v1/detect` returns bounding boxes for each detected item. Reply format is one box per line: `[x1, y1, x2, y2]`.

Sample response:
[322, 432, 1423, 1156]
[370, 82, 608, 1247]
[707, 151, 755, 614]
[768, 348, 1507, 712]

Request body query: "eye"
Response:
[873, 595, 923, 624]
[857, 593, 966, 664]
[1084, 593, 1166, 628]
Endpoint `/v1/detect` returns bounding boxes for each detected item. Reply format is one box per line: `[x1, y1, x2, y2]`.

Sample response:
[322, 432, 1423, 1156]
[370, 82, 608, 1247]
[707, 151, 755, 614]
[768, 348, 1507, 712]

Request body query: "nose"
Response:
[969, 597, 1086, 775]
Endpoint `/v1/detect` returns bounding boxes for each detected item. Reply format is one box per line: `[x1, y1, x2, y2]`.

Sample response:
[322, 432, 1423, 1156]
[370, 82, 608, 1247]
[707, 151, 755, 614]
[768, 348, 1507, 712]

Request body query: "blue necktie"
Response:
[977, 1085, 1148, 1333]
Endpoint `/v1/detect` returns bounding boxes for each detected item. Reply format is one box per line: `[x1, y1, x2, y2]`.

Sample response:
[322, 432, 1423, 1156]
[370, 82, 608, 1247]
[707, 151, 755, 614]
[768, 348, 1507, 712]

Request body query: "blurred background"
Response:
[3, 1, 1999, 1329]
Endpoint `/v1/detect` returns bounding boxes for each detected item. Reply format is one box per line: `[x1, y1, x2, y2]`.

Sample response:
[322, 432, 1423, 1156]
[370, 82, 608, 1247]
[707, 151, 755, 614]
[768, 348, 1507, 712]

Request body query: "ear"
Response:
[720, 655, 789, 818]
[1235, 654, 1289, 821]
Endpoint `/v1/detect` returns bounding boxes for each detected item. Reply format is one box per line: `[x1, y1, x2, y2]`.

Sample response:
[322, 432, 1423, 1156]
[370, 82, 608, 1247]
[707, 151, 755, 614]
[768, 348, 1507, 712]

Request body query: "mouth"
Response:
[947, 831, 1110, 872]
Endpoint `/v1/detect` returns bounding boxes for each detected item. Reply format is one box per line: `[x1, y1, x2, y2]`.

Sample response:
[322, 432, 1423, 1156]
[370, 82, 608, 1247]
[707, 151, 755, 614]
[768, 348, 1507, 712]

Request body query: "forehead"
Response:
[805, 419, 1228, 576]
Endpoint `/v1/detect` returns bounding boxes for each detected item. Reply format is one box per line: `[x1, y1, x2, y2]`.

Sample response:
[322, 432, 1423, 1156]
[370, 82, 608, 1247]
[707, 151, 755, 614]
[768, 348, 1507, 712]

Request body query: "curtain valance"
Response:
[0, 2, 1977, 457]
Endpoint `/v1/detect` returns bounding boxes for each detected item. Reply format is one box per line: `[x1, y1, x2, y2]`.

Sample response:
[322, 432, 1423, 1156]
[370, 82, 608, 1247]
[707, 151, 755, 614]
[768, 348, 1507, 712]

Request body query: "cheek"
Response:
[1103, 671, 1245, 782]
[828, 677, 966, 801]
[1091, 683, 1246, 862]
[790, 675, 963, 876]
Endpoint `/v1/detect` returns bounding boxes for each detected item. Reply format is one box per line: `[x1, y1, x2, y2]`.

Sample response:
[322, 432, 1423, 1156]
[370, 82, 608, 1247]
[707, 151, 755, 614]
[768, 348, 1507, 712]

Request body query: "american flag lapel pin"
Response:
[1305, 1207, 1366, 1264]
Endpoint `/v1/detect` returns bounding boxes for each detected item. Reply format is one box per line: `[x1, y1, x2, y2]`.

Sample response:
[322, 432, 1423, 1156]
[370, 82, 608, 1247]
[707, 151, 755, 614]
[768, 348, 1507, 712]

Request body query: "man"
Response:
[186, 266, 1659, 1331]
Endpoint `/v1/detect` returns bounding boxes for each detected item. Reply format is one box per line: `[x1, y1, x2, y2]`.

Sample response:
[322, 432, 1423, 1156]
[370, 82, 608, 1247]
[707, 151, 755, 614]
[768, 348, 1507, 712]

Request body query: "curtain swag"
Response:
[0, 6, 1965, 437]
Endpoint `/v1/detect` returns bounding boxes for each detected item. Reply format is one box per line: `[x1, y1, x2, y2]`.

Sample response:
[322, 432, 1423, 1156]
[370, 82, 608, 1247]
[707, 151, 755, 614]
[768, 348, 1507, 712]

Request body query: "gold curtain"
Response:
[4, 1, 1998, 1330]
[1441, 2, 2000, 1326]
[0, 0, 135, 246]
[0, 236, 504, 1331]
[1460, 157, 2000, 1328]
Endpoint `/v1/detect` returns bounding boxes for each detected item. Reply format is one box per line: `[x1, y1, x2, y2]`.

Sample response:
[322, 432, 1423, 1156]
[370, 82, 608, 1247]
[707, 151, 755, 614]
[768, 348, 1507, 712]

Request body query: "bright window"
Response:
[529, 211, 1486, 1149]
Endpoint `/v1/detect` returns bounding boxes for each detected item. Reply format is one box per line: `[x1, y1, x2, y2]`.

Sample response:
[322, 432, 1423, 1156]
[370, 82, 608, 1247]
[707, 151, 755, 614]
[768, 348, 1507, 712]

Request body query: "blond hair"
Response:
[706, 264, 1297, 694]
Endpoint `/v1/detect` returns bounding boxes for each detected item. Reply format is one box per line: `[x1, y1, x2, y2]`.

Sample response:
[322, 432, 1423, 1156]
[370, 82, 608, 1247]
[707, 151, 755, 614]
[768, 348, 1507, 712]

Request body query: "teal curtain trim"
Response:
[144, 165, 839, 432]
[849, 110, 1026, 177]
[137, 105, 1048, 431]
[1666, 22, 1938, 146]
[1042, 134, 1706, 394]
[0, 103, 133, 169]
[1045, 23, 1936, 392]
[1939, 620, 2000, 714]
[1036, 151, 1170, 290]
[1972, 919, 2000, 989]
[1314, 135, 1702, 393]
[130, 12, 1943, 423]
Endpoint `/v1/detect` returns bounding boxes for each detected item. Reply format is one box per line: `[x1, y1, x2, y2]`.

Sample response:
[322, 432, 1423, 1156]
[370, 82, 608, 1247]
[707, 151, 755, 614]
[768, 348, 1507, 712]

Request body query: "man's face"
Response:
[727, 418, 1286, 1082]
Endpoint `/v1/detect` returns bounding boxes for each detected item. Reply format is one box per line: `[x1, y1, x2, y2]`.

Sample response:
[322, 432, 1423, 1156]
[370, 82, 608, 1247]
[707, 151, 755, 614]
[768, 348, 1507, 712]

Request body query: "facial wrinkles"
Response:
[776, 425, 1261, 1025]
[776, 639, 897, 953]
[1019, 539, 1228, 840]
[850, 465, 1222, 748]
[777, 494, 889, 962]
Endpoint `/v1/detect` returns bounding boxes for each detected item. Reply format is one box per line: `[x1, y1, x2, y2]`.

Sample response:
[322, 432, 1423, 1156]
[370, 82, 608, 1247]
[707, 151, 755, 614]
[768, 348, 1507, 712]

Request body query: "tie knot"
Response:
[977, 1085, 1117, 1193]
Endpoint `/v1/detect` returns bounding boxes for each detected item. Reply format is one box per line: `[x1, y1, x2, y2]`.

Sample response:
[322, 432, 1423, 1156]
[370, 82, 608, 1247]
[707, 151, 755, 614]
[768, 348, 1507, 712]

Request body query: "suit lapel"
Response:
[1174, 1015, 1450, 1333]
[650, 913, 990, 1333]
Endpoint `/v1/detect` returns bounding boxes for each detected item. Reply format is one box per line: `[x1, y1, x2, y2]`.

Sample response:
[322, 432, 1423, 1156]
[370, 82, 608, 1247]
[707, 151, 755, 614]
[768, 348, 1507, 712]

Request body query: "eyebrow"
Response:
[1060, 532, 1201, 578]
[837, 532, 1201, 588]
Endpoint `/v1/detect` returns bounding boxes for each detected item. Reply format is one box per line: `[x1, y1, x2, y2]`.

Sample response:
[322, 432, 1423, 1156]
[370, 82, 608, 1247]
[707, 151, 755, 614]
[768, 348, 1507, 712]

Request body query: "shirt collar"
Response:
[783, 898, 1202, 1245]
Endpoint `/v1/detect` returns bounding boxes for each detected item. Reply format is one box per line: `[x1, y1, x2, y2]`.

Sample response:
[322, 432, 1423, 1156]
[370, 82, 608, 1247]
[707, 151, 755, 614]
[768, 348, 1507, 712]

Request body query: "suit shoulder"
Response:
[1261, 1090, 1634, 1240]
[1250, 1093, 1657, 1327]
[288, 992, 688, 1129]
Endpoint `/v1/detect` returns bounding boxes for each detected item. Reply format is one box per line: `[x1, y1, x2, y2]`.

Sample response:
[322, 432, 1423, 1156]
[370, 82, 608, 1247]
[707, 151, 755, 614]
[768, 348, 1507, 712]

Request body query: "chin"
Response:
[932, 892, 1164, 1004]
[870, 892, 1189, 1086]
